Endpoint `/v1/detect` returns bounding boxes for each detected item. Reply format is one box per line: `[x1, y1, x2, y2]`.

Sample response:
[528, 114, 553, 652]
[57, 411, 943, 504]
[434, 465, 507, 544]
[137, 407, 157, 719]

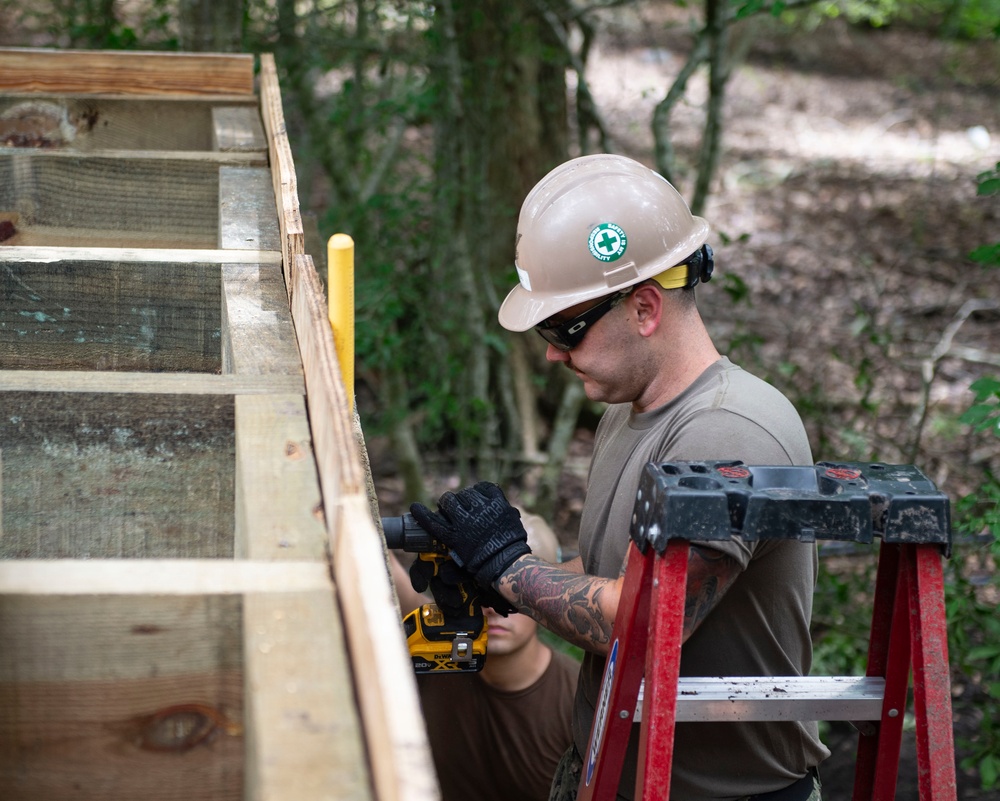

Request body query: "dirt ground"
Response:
[376, 13, 999, 800]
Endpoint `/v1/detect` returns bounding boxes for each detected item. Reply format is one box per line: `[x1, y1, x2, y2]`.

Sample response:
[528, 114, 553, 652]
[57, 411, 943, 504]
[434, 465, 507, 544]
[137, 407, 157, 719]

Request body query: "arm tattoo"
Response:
[684, 544, 741, 640]
[498, 555, 616, 651]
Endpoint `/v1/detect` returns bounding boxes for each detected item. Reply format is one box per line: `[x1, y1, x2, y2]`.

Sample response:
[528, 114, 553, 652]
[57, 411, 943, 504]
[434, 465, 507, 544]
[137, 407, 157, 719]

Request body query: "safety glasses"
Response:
[535, 290, 628, 352]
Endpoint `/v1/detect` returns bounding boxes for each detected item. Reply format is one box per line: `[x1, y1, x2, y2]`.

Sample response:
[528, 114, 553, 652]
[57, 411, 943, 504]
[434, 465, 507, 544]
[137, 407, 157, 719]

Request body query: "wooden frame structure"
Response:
[0, 48, 436, 801]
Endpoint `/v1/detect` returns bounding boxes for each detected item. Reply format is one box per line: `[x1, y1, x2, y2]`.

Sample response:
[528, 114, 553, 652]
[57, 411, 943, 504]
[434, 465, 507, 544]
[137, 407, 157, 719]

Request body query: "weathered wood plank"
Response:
[0, 154, 220, 248]
[0, 258, 221, 372]
[0, 392, 234, 559]
[218, 166, 281, 252]
[0, 48, 255, 97]
[212, 107, 267, 153]
[290, 253, 439, 801]
[234, 394, 324, 560]
[243, 590, 371, 801]
[0, 371, 302, 395]
[259, 55, 304, 296]
[0, 560, 330, 595]
[1, 246, 281, 265]
[222, 264, 302, 376]
[0, 594, 243, 801]
[233, 393, 372, 799]
[0, 148, 266, 166]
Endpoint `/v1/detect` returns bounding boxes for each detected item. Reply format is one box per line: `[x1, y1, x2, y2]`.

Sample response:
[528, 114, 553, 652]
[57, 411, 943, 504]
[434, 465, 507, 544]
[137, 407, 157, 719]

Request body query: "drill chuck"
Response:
[381, 513, 440, 552]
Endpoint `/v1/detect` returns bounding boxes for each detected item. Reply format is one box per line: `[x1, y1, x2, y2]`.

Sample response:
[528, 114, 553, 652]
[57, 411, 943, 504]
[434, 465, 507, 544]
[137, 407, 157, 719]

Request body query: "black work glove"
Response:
[410, 482, 532, 591]
[408, 557, 518, 618]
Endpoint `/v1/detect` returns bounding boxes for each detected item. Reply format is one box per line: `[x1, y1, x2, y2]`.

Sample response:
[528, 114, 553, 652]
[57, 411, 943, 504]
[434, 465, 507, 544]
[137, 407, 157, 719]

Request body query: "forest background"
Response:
[1, 1, 998, 797]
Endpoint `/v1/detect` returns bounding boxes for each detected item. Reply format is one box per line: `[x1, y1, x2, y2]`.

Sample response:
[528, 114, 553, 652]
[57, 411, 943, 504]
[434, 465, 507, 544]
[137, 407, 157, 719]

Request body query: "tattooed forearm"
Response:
[497, 555, 618, 653]
[684, 545, 741, 640]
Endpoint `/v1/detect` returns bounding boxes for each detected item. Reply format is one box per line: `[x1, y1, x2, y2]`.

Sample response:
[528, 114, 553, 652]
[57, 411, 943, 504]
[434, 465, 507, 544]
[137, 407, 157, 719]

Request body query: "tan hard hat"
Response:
[499, 154, 710, 332]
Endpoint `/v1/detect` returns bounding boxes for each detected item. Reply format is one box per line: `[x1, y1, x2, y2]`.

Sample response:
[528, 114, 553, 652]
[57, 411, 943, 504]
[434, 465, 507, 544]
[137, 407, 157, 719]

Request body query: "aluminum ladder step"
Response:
[634, 676, 887, 722]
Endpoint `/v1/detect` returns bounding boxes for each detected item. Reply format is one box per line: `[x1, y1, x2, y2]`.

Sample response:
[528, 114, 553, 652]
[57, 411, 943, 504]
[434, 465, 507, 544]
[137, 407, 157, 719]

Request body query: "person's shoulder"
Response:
[547, 648, 581, 688]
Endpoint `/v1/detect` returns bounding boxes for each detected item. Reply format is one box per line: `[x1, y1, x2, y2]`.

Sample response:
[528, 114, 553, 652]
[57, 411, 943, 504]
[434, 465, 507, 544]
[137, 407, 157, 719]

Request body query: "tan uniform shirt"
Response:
[573, 357, 830, 800]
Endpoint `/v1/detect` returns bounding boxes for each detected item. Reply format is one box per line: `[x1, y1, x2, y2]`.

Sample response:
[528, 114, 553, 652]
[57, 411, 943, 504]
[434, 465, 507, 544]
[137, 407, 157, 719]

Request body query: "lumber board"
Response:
[0, 391, 235, 559]
[291, 254, 363, 495]
[0, 257, 221, 372]
[0, 371, 302, 395]
[233, 391, 372, 799]
[289, 253, 439, 801]
[0, 594, 243, 800]
[0, 246, 282, 264]
[243, 590, 371, 801]
[222, 264, 302, 376]
[234, 394, 325, 560]
[0, 560, 330, 595]
[259, 54, 304, 295]
[0, 154, 220, 248]
[218, 167, 300, 376]
[0, 147, 266, 166]
[0, 48, 255, 97]
[0, 96, 257, 152]
[213, 106, 267, 153]
[219, 166, 281, 252]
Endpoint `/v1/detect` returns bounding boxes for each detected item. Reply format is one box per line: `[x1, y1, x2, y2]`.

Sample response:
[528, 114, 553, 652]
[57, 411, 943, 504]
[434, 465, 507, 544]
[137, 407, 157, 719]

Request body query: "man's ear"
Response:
[630, 283, 663, 337]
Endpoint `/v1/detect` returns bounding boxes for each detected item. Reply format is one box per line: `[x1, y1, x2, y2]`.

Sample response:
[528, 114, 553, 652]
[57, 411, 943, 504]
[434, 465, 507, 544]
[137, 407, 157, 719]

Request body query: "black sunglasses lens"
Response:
[536, 324, 574, 351]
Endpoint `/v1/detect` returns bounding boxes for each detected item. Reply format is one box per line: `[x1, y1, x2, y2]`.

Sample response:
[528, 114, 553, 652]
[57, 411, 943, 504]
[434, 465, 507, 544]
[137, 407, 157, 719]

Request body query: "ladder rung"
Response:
[634, 676, 887, 723]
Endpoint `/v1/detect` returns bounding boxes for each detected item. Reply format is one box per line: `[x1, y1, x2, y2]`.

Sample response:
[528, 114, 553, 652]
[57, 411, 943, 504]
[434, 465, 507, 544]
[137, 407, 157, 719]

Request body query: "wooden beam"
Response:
[243, 589, 371, 801]
[0, 148, 267, 166]
[0, 371, 302, 395]
[0, 560, 330, 595]
[233, 392, 372, 799]
[258, 54, 304, 296]
[0, 246, 281, 264]
[218, 167, 300, 377]
[288, 253, 439, 801]
[213, 107, 267, 153]
[219, 167, 281, 253]
[234, 394, 325, 561]
[0, 48, 255, 97]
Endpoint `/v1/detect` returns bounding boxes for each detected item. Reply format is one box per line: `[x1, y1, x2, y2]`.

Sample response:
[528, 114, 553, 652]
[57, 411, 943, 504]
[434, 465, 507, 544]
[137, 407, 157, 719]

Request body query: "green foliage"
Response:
[765, 0, 1000, 38]
[971, 163, 1000, 266]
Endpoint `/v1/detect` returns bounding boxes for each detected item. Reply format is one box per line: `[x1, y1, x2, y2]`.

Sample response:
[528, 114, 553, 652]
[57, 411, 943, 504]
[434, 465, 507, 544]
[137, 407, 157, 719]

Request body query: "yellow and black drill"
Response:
[382, 513, 487, 674]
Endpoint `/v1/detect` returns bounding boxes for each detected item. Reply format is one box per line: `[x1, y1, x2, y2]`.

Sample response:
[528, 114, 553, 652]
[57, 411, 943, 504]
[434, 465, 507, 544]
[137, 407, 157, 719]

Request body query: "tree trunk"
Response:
[178, 0, 244, 52]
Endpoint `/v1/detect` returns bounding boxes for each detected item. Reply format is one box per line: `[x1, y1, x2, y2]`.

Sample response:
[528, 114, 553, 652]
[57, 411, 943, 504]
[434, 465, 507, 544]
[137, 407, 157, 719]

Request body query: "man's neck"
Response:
[480, 637, 552, 693]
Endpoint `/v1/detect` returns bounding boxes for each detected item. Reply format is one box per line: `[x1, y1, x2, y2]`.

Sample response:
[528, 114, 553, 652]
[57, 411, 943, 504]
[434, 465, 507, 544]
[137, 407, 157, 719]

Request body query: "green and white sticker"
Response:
[588, 223, 628, 263]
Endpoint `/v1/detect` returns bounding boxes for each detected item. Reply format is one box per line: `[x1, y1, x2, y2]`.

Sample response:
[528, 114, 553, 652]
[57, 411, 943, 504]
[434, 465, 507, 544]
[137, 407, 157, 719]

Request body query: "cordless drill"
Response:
[382, 513, 487, 674]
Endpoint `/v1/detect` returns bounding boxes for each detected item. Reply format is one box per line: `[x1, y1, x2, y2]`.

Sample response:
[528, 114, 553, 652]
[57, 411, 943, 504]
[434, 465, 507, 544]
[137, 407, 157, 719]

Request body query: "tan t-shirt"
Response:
[419, 648, 578, 801]
[574, 357, 830, 800]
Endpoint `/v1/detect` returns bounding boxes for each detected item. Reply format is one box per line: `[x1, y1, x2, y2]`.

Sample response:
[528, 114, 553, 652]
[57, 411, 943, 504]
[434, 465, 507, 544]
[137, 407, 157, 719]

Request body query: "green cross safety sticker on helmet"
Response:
[588, 223, 627, 263]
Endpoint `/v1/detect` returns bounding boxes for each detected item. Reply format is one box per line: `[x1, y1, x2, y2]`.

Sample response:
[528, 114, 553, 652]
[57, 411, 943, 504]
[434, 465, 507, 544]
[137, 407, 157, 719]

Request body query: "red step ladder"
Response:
[578, 461, 957, 801]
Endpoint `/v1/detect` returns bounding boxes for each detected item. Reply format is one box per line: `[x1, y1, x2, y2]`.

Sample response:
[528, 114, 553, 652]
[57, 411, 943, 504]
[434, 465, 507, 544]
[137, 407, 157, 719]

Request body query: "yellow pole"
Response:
[327, 233, 355, 410]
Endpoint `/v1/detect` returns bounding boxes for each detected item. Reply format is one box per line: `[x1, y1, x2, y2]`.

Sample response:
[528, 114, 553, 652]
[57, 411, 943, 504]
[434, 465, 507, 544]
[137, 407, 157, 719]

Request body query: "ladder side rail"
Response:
[908, 545, 958, 800]
[577, 543, 656, 801]
[852, 541, 902, 799]
[636, 540, 689, 801]
[864, 545, 913, 801]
